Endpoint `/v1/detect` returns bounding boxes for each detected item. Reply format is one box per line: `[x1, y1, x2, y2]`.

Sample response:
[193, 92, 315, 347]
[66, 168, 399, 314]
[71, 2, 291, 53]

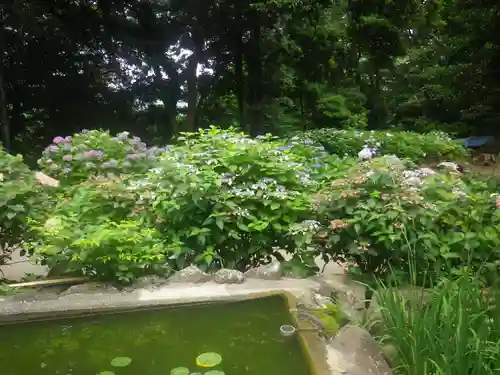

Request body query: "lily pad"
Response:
[110, 357, 132, 367]
[98, 371, 115, 375]
[170, 367, 190, 375]
[196, 352, 222, 368]
[205, 371, 225, 375]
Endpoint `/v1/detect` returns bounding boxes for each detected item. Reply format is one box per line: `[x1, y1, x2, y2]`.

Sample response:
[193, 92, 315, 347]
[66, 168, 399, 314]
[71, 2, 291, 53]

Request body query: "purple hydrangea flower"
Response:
[125, 153, 141, 159]
[64, 136, 72, 142]
[83, 150, 104, 159]
[53, 136, 65, 144]
[62, 155, 73, 162]
[102, 160, 118, 168]
[277, 144, 293, 151]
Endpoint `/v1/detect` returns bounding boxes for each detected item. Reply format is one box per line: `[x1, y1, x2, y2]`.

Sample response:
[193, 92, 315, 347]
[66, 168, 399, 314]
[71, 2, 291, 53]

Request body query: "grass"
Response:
[373, 276, 500, 375]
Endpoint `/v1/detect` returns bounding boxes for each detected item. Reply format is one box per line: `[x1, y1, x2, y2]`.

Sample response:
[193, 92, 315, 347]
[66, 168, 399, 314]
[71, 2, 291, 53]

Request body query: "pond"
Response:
[0, 295, 315, 375]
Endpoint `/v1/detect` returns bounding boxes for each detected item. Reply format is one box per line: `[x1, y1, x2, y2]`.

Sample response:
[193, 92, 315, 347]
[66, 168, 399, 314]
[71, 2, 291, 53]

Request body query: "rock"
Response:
[437, 161, 461, 173]
[244, 261, 283, 280]
[125, 275, 168, 291]
[327, 325, 392, 375]
[168, 265, 212, 283]
[35, 171, 59, 187]
[381, 344, 398, 367]
[60, 282, 118, 296]
[313, 292, 332, 308]
[214, 268, 245, 284]
[313, 276, 365, 323]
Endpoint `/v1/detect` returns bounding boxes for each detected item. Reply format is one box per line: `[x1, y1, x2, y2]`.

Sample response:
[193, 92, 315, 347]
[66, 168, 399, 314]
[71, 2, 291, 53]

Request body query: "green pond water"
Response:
[0, 295, 314, 375]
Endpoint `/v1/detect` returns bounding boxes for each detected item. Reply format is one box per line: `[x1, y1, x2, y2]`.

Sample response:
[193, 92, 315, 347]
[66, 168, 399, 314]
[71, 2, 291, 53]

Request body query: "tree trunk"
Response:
[185, 52, 198, 132]
[0, 70, 10, 151]
[155, 63, 180, 137]
[245, 16, 264, 136]
[234, 31, 246, 132]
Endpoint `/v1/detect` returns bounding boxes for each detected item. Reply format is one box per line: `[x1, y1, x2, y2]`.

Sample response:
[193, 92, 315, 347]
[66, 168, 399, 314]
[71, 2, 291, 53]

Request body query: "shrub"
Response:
[37, 130, 164, 185]
[143, 127, 335, 272]
[296, 128, 468, 163]
[0, 150, 51, 265]
[375, 276, 500, 375]
[313, 155, 500, 286]
[27, 177, 180, 282]
[28, 127, 353, 282]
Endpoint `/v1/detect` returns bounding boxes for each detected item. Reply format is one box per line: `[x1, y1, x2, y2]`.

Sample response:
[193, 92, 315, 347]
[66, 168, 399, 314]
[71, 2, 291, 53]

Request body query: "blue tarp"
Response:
[463, 136, 495, 148]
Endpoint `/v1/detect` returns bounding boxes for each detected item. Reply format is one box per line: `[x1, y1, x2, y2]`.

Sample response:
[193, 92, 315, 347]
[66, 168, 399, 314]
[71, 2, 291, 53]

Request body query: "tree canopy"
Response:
[1, 0, 499, 155]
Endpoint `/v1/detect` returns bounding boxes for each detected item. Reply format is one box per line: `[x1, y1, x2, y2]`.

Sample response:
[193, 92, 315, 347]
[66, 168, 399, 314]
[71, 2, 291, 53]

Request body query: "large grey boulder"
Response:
[244, 261, 283, 280]
[327, 325, 392, 375]
[168, 265, 212, 283]
[214, 268, 245, 284]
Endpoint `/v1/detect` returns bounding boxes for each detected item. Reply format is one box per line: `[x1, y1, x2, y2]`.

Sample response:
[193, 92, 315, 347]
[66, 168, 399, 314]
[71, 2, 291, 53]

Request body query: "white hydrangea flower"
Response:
[358, 145, 377, 160]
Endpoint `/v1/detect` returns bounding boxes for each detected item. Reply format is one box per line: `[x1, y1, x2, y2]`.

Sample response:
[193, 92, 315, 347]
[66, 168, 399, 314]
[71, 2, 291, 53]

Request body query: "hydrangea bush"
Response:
[143, 127, 328, 272]
[0, 150, 52, 265]
[26, 176, 180, 282]
[296, 129, 468, 163]
[38, 130, 164, 185]
[27, 127, 354, 281]
[312, 155, 500, 286]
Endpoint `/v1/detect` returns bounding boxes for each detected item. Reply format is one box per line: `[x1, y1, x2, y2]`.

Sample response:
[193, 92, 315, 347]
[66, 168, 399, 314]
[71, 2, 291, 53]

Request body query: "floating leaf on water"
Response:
[205, 371, 225, 375]
[98, 371, 115, 375]
[110, 357, 132, 367]
[189, 373, 203, 375]
[196, 352, 222, 368]
[170, 367, 190, 375]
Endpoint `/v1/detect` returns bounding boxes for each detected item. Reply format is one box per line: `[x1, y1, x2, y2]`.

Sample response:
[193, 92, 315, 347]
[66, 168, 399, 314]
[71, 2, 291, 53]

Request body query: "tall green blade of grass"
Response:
[374, 276, 500, 375]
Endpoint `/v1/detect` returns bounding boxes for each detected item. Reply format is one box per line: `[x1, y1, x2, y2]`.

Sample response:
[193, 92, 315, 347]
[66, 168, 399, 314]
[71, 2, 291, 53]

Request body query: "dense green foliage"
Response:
[26, 128, 353, 281]
[299, 129, 468, 163]
[0, 150, 51, 264]
[5, 127, 490, 286]
[314, 156, 500, 286]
